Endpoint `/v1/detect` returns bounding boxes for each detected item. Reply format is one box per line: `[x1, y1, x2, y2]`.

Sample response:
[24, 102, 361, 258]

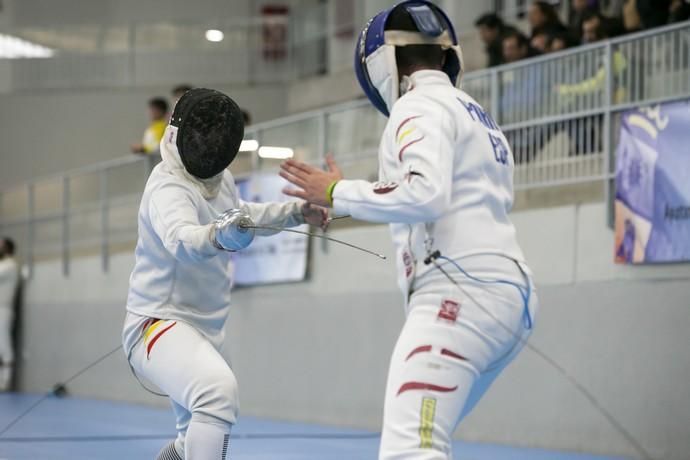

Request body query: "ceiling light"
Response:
[205, 29, 224, 42]
[239, 139, 259, 152]
[258, 146, 294, 159]
[0, 34, 54, 59]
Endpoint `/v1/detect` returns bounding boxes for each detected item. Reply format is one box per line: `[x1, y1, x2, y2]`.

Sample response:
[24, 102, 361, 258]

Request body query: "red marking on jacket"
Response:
[397, 381, 458, 396]
[395, 115, 422, 138]
[405, 345, 432, 361]
[373, 182, 399, 194]
[398, 136, 425, 162]
[146, 322, 177, 358]
[437, 299, 460, 322]
[441, 348, 467, 362]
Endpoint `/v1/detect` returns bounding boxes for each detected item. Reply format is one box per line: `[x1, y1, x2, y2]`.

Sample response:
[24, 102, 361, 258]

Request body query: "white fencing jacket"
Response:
[125, 133, 304, 350]
[332, 70, 526, 298]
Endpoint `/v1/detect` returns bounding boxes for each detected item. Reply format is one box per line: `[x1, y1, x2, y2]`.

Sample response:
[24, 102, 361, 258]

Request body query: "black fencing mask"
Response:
[169, 88, 244, 179]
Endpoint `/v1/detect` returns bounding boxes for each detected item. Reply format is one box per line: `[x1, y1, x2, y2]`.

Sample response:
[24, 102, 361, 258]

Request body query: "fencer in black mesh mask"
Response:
[161, 88, 244, 199]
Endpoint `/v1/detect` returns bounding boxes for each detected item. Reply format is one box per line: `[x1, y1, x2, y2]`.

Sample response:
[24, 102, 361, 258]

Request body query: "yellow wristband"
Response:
[326, 180, 339, 206]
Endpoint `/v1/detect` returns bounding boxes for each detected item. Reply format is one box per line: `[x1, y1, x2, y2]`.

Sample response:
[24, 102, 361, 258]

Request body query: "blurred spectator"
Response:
[601, 0, 627, 18]
[558, 19, 628, 155]
[569, 0, 600, 41]
[668, 0, 690, 23]
[622, 0, 642, 31]
[0, 237, 18, 392]
[559, 17, 627, 101]
[474, 13, 513, 67]
[130, 98, 168, 155]
[502, 29, 540, 63]
[172, 84, 193, 103]
[530, 29, 551, 53]
[528, 1, 568, 39]
[547, 30, 578, 52]
[501, 30, 548, 162]
[636, 0, 672, 29]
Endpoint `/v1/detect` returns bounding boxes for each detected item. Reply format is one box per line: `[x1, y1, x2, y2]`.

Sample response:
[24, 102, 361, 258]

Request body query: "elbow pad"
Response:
[212, 209, 256, 251]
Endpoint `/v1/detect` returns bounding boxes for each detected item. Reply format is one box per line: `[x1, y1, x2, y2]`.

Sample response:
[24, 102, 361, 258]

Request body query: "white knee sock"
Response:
[184, 414, 231, 460]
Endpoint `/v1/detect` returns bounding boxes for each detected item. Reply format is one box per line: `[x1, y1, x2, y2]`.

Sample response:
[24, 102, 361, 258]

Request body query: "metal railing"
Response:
[1, 21, 689, 275]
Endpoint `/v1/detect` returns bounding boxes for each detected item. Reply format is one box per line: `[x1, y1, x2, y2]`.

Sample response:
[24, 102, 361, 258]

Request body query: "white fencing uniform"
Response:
[0, 257, 18, 392]
[123, 133, 305, 459]
[331, 70, 539, 459]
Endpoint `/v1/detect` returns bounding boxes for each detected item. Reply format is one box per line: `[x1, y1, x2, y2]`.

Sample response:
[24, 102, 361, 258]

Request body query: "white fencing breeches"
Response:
[0, 307, 14, 391]
[128, 319, 237, 460]
[379, 276, 539, 460]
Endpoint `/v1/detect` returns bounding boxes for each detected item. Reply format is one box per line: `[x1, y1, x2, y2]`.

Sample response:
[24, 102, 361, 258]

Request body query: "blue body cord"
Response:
[436, 255, 533, 329]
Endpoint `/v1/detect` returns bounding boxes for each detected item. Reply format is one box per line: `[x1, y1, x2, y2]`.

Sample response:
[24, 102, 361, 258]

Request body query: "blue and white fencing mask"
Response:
[354, 0, 464, 117]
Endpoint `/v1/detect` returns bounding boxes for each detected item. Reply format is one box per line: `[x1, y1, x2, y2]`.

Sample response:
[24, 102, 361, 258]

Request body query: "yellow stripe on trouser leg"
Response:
[143, 320, 163, 342]
[419, 397, 436, 449]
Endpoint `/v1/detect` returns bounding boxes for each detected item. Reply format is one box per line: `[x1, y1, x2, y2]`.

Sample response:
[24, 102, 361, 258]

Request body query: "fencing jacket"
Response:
[125, 133, 304, 350]
[332, 70, 526, 299]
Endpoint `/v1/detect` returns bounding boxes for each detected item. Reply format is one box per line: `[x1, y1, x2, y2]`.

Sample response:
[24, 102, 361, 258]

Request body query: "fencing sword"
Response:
[239, 221, 386, 260]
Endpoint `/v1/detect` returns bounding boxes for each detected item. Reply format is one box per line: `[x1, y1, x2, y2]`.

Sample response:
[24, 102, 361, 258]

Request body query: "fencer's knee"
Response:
[189, 371, 239, 426]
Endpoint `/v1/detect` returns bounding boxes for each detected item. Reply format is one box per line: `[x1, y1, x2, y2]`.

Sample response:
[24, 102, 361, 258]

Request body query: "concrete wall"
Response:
[16, 201, 690, 460]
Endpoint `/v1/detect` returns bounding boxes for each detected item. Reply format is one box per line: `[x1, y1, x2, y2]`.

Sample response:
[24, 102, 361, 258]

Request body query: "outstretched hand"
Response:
[280, 154, 343, 207]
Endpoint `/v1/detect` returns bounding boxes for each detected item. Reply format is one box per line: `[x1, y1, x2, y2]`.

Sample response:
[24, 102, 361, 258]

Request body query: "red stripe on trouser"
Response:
[146, 322, 177, 358]
[405, 345, 433, 361]
[397, 382, 458, 396]
[440, 348, 467, 362]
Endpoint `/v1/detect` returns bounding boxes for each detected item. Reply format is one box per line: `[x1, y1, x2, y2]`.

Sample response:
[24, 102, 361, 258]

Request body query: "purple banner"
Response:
[615, 100, 690, 264]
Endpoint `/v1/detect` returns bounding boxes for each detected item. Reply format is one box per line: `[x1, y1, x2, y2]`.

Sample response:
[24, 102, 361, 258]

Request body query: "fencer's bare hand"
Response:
[301, 202, 329, 230]
[280, 154, 343, 207]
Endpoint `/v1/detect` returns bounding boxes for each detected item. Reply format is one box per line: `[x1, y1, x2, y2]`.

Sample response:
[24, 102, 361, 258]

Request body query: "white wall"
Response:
[0, 84, 288, 189]
[17, 201, 690, 460]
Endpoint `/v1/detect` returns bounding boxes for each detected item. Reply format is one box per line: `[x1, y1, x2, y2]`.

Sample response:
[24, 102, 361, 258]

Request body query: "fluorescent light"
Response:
[0, 34, 54, 59]
[258, 146, 294, 159]
[205, 29, 224, 42]
[239, 139, 259, 152]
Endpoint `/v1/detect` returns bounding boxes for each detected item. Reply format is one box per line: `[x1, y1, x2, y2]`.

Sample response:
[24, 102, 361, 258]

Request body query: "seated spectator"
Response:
[501, 31, 548, 162]
[602, 0, 626, 18]
[581, 10, 625, 43]
[502, 29, 540, 63]
[622, 0, 642, 32]
[130, 98, 168, 155]
[547, 30, 578, 52]
[558, 19, 628, 155]
[530, 29, 551, 53]
[569, 0, 600, 41]
[475, 13, 513, 67]
[528, 1, 568, 39]
[636, 0, 671, 29]
[560, 18, 627, 100]
[172, 84, 193, 103]
[669, 0, 690, 23]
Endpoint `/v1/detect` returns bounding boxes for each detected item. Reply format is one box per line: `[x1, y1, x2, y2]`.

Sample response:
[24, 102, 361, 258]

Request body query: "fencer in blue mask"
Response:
[280, 3, 539, 458]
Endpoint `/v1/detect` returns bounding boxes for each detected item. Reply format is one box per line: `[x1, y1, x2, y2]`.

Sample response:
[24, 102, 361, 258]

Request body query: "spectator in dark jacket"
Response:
[475, 13, 512, 67]
[569, 0, 600, 41]
[636, 0, 671, 29]
[528, 1, 568, 38]
[668, 0, 690, 23]
[502, 29, 541, 63]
